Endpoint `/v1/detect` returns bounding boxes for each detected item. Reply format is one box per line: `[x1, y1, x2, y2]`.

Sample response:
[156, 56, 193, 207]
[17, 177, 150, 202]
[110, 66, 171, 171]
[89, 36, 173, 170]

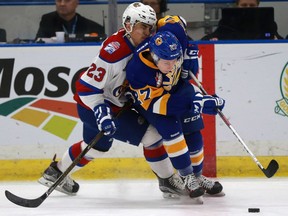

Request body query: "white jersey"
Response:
[74, 29, 135, 111]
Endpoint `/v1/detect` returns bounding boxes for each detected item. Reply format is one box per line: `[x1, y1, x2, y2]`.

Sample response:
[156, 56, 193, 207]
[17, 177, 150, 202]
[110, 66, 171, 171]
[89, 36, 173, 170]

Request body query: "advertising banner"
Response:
[0, 45, 145, 160]
[1, 42, 287, 178]
[0, 45, 152, 164]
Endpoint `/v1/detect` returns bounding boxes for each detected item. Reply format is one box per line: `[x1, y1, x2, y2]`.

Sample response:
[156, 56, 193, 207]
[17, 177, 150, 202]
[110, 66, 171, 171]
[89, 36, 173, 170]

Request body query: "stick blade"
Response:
[263, 159, 279, 178]
[5, 190, 47, 208]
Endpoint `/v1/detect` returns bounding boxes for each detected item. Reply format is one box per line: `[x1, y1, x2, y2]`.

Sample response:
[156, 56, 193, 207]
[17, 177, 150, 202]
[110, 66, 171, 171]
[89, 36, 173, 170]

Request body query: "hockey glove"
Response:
[191, 92, 204, 114]
[182, 42, 199, 79]
[202, 94, 225, 115]
[94, 104, 117, 136]
[124, 89, 138, 104]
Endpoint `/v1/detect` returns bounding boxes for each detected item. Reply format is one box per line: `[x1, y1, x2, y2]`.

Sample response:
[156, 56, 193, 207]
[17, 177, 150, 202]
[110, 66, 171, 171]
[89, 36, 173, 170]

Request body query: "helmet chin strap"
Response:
[126, 34, 136, 47]
[151, 52, 160, 65]
[124, 23, 136, 47]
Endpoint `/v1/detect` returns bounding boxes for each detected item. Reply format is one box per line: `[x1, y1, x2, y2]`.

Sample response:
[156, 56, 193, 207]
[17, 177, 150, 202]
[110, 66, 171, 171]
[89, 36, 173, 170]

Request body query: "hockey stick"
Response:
[5, 102, 132, 208]
[190, 72, 279, 178]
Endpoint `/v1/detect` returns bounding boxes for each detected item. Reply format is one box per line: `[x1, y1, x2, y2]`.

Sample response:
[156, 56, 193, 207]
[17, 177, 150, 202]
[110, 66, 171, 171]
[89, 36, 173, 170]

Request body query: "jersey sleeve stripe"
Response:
[164, 137, 189, 158]
[190, 148, 204, 166]
[78, 79, 104, 95]
[152, 94, 170, 115]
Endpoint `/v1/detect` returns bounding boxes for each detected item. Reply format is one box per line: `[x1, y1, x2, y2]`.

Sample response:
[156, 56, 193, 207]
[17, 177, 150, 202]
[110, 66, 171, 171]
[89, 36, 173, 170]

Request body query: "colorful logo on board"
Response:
[0, 97, 79, 140]
[275, 62, 288, 117]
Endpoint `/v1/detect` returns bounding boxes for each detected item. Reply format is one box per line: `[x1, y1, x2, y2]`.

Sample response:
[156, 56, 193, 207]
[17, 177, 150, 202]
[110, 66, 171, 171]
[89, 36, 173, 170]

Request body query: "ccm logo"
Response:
[183, 114, 201, 123]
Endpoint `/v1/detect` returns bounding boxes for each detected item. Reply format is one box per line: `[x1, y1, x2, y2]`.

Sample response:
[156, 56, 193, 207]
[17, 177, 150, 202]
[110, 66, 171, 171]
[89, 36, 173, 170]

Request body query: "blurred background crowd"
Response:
[0, 0, 288, 43]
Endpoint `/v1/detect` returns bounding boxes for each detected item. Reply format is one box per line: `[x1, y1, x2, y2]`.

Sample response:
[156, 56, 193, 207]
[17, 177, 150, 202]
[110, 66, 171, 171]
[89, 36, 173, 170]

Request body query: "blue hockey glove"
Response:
[202, 94, 225, 115]
[94, 104, 117, 136]
[182, 42, 199, 79]
[191, 92, 204, 114]
[124, 89, 138, 104]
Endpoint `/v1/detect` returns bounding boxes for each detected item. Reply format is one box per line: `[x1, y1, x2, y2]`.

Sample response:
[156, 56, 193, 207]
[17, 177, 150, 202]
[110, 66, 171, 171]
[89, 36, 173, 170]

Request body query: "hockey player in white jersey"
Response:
[38, 2, 186, 199]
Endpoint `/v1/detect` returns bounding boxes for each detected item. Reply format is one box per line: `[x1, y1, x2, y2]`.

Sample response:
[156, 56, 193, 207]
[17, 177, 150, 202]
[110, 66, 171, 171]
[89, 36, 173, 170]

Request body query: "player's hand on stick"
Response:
[202, 94, 225, 115]
[192, 93, 225, 115]
[94, 104, 117, 136]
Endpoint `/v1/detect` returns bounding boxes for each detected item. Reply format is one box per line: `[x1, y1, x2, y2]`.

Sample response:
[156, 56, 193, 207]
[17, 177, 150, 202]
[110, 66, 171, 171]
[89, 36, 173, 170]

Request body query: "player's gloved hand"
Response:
[202, 94, 225, 115]
[191, 92, 204, 114]
[124, 89, 137, 104]
[94, 104, 117, 136]
[182, 42, 199, 79]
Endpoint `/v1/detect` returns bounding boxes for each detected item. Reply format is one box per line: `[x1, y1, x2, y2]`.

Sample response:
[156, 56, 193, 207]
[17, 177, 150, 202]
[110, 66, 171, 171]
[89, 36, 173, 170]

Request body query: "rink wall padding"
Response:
[0, 156, 287, 181]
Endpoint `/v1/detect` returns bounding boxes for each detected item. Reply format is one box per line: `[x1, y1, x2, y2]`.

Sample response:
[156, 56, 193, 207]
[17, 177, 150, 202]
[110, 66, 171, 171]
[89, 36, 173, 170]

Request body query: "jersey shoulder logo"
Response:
[104, 42, 121, 54]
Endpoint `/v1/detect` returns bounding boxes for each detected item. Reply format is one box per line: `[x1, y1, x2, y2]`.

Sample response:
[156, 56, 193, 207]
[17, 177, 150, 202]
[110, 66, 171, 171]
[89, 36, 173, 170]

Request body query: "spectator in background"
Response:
[201, 0, 283, 40]
[35, 0, 105, 40]
[0, 28, 6, 42]
[236, 0, 259, 7]
[141, 0, 168, 20]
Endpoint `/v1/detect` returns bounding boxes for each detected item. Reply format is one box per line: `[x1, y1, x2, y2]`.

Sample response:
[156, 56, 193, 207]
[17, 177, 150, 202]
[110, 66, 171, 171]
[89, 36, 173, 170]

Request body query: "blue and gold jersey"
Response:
[126, 41, 197, 116]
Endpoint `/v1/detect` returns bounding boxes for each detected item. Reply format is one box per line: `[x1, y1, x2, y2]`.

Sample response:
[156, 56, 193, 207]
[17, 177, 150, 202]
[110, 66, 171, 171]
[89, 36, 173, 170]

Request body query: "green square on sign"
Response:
[43, 115, 77, 140]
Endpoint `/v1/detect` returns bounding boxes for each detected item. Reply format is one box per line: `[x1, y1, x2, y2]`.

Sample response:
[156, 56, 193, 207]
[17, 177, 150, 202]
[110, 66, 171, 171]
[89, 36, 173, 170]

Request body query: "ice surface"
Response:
[1, 178, 287, 216]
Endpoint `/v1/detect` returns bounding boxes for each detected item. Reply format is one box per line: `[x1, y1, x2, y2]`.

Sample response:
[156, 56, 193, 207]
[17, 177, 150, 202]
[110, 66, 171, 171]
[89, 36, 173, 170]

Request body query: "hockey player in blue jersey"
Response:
[155, 15, 226, 198]
[126, 30, 225, 202]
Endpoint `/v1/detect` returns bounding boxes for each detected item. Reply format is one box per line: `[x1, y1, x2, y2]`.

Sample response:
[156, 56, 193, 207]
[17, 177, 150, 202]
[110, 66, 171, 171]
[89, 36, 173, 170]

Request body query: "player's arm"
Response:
[182, 42, 199, 79]
[77, 58, 117, 136]
[129, 83, 192, 116]
[77, 58, 109, 111]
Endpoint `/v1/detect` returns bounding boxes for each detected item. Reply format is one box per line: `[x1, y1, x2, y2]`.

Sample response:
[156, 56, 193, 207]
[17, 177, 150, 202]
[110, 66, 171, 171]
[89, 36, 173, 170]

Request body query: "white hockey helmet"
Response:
[122, 2, 157, 32]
